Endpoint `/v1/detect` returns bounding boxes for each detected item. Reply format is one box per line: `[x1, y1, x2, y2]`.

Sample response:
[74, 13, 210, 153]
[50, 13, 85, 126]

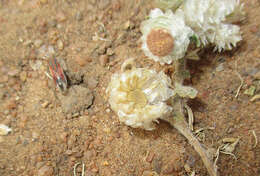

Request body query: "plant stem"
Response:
[168, 58, 218, 176]
[165, 114, 218, 176]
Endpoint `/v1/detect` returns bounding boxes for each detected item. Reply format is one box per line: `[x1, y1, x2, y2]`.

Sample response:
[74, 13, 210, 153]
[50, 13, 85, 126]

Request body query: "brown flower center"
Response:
[146, 28, 174, 57]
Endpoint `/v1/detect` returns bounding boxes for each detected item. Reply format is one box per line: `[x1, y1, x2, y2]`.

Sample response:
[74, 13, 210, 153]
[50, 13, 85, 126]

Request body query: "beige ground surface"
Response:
[0, 0, 259, 175]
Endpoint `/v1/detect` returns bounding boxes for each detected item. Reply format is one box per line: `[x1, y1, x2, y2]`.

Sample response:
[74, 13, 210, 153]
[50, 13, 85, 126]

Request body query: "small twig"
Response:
[250, 130, 258, 148]
[194, 127, 215, 142]
[166, 114, 218, 176]
[92, 32, 110, 41]
[234, 60, 244, 98]
[195, 127, 215, 134]
[235, 71, 243, 98]
[81, 163, 85, 176]
[219, 151, 237, 160]
[97, 22, 106, 32]
[214, 146, 221, 167]
[73, 163, 80, 176]
[190, 171, 196, 176]
[73, 162, 85, 176]
[250, 94, 260, 102]
[45, 71, 53, 80]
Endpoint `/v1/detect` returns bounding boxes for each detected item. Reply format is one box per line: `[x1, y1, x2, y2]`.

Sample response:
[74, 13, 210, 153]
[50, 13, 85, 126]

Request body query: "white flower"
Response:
[176, 0, 244, 51]
[106, 61, 174, 130]
[141, 8, 194, 65]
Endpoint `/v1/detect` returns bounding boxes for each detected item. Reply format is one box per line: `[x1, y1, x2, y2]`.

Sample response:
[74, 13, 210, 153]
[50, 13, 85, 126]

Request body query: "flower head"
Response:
[176, 0, 244, 51]
[106, 60, 174, 130]
[141, 8, 194, 65]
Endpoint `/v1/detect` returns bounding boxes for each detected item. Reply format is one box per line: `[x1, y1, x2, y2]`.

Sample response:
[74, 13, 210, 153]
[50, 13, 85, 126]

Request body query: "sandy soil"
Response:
[0, 0, 259, 176]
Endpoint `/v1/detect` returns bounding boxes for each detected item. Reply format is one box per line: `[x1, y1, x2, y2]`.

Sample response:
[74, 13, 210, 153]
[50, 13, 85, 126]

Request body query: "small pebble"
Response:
[60, 132, 68, 142]
[75, 11, 83, 21]
[184, 163, 191, 173]
[98, 0, 110, 9]
[3, 110, 9, 115]
[142, 171, 159, 176]
[103, 161, 109, 166]
[57, 39, 64, 50]
[6, 100, 17, 110]
[106, 48, 114, 56]
[8, 69, 20, 77]
[162, 163, 174, 174]
[0, 124, 12, 136]
[37, 165, 54, 176]
[0, 75, 8, 83]
[22, 139, 29, 146]
[105, 108, 110, 113]
[91, 163, 99, 173]
[65, 150, 73, 155]
[103, 127, 111, 133]
[40, 0, 48, 5]
[250, 25, 259, 33]
[75, 56, 88, 67]
[86, 77, 99, 89]
[72, 112, 80, 118]
[32, 132, 39, 140]
[146, 151, 155, 163]
[48, 19, 57, 27]
[153, 158, 162, 174]
[19, 71, 27, 82]
[41, 101, 49, 108]
[56, 12, 67, 22]
[99, 55, 109, 66]
[34, 39, 43, 48]
[216, 63, 224, 72]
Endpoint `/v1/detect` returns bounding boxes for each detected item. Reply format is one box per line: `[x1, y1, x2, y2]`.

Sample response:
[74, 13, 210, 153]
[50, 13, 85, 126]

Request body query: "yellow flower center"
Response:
[127, 89, 147, 109]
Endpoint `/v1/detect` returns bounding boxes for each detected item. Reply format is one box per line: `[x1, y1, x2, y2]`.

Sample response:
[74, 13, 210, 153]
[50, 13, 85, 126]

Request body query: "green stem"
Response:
[174, 58, 186, 84]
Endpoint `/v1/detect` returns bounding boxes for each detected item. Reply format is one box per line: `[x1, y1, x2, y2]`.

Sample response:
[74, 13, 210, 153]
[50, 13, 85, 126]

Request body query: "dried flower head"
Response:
[176, 0, 244, 51]
[141, 8, 194, 65]
[106, 59, 174, 130]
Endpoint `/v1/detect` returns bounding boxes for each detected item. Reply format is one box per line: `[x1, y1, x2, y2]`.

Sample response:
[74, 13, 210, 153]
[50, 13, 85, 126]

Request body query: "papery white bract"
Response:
[176, 0, 244, 52]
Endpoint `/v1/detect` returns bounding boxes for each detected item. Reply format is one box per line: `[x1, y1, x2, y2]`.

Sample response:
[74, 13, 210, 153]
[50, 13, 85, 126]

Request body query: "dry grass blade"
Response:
[250, 94, 260, 102]
[185, 104, 194, 131]
[235, 71, 243, 98]
[250, 130, 258, 148]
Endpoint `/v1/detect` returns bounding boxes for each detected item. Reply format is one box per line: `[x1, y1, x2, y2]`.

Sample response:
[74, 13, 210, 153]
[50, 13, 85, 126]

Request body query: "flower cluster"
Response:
[106, 0, 243, 130]
[141, 0, 244, 65]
